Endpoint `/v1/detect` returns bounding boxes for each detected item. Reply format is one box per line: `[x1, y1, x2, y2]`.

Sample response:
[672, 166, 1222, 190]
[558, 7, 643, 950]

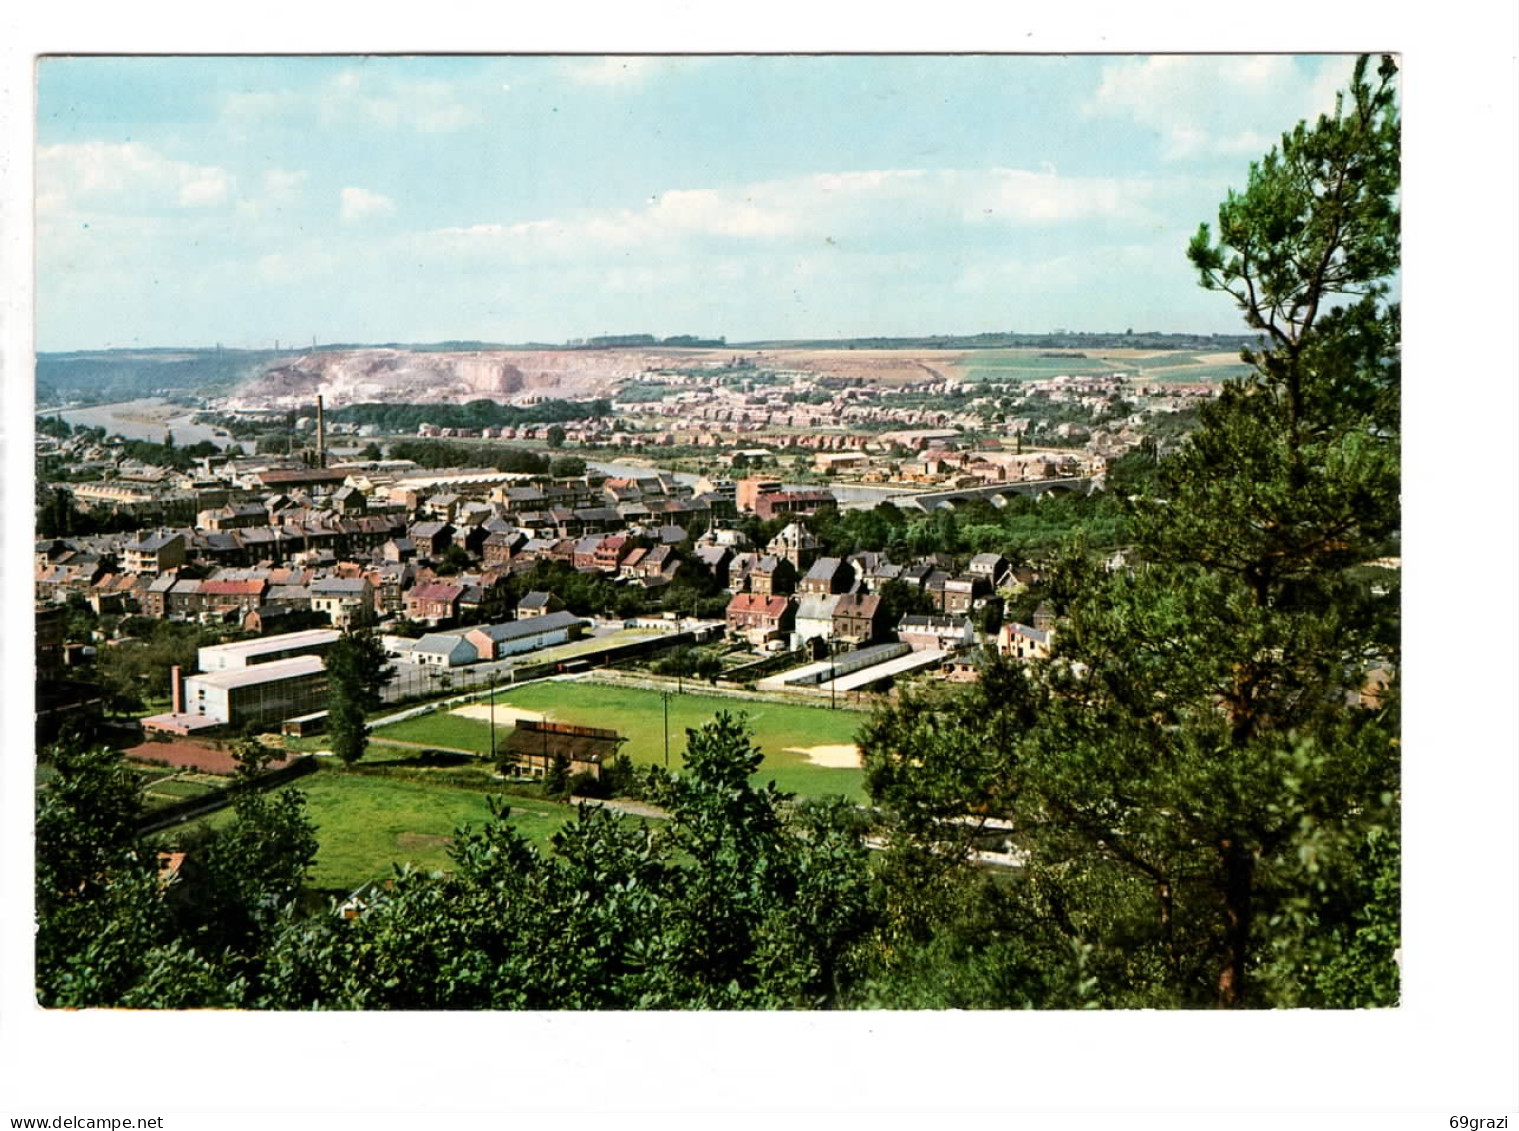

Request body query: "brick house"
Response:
[483, 529, 526, 568]
[198, 578, 269, 616]
[831, 592, 885, 646]
[726, 593, 796, 644]
[404, 581, 465, 624]
[517, 591, 565, 619]
[408, 521, 456, 558]
[766, 522, 821, 571]
[748, 555, 797, 597]
[799, 556, 855, 596]
[593, 535, 630, 574]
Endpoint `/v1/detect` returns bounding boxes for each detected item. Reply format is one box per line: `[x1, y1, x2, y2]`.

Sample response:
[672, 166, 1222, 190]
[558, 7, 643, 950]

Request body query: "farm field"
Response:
[371, 679, 870, 800]
[211, 769, 574, 892]
[1140, 362, 1252, 382]
[959, 351, 1125, 381]
[956, 348, 1251, 384]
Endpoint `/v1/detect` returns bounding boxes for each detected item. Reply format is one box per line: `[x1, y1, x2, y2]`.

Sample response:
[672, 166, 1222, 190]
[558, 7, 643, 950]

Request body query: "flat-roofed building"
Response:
[181, 654, 328, 728]
[197, 628, 341, 672]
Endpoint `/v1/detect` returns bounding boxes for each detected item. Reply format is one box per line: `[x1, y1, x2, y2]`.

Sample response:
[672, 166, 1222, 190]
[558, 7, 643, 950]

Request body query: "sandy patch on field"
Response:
[785, 744, 864, 769]
[451, 704, 548, 725]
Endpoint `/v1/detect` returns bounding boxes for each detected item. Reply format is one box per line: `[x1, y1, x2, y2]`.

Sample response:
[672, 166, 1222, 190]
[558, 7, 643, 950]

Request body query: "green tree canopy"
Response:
[861, 55, 1401, 1008]
[325, 628, 391, 765]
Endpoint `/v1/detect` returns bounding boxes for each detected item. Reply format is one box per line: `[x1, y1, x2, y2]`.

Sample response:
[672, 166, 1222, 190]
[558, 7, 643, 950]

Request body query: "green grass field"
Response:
[963, 352, 1121, 381]
[215, 770, 575, 892]
[1135, 362, 1252, 383]
[372, 680, 870, 800]
[371, 711, 500, 753]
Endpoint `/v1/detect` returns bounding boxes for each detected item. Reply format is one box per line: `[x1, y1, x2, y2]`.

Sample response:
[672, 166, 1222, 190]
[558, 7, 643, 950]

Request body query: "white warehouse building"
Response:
[181, 655, 329, 729]
[197, 628, 341, 672]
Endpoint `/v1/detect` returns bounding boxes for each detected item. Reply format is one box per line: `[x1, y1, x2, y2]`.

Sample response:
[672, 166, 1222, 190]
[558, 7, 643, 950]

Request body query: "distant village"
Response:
[35, 357, 1221, 740]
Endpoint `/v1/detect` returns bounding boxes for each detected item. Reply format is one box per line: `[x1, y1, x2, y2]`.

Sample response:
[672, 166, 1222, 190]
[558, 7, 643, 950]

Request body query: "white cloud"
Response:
[178, 168, 232, 208]
[1086, 55, 1356, 160]
[340, 186, 396, 223]
[37, 141, 236, 214]
[222, 71, 481, 133]
[560, 57, 658, 87]
[235, 169, 308, 220]
[319, 73, 481, 133]
[263, 169, 309, 199]
[962, 168, 1153, 224]
[425, 165, 1156, 269]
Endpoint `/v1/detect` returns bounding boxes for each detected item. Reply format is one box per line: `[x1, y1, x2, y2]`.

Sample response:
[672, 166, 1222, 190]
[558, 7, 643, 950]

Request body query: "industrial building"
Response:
[180, 655, 328, 729]
[196, 628, 341, 672]
[143, 627, 339, 734]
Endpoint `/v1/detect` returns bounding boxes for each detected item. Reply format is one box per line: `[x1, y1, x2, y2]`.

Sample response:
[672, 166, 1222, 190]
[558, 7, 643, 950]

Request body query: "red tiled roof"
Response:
[199, 579, 267, 596]
[727, 593, 789, 616]
[408, 583, 465, 603]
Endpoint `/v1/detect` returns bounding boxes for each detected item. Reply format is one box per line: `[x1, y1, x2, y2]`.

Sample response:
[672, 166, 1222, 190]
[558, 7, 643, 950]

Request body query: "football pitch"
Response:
[372, 679, 870, 800]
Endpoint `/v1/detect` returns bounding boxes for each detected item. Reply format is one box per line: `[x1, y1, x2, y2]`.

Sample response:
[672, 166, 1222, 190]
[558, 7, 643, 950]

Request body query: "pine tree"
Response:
[861, 56, 1400, 1008]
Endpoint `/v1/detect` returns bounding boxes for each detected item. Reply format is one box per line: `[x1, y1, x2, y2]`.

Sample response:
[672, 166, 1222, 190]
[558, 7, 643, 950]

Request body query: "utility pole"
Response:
[488, 670, 497, 762]
[662, 689, 670, 768]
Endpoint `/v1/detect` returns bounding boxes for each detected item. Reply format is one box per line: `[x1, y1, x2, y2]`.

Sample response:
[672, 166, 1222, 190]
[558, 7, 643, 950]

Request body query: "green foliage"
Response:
[326, 628, 391, 764]
[35, 735, 318, 1008]
[476, 559, 623, 618]
[433, 543, 474, 576]
[35, 348, 290, 403]
[328, 398, 610, 433]
[543, 753, 571, 799]
[93, 620, 211, 715]
[163, 741, 319, 971]
[861, 56, 1401, 1009]
[805, 490, 1130, 565]
[388, 439, 551, 474]
[652, 646, 698, 680]
[258, 714, 878, 1009]
[695, 652, 725, 685]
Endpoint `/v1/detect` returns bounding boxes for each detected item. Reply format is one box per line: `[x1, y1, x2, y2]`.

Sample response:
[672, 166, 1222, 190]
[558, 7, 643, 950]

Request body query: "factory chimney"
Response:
[316, 395, 327, 469]
[170, 665, 183, 715]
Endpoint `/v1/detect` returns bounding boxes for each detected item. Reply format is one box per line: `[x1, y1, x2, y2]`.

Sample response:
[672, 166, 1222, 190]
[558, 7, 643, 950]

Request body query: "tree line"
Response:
[327, 398, 612, 433]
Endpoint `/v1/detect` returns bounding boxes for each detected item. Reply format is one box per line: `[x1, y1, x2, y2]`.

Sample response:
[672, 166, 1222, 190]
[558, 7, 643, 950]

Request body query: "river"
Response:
[51, 398, 233, 450]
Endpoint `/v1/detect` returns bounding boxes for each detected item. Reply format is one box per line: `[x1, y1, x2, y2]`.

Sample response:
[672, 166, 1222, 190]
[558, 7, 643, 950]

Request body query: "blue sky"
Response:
[36, 54, 1362, 350]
